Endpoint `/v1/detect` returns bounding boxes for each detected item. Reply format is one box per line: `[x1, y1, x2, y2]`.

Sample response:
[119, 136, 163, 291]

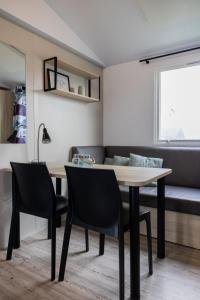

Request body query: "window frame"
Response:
[154, 61, 200, 146]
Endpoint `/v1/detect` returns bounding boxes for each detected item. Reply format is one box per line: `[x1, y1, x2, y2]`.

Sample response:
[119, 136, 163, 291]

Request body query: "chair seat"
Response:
[56, 195, 68, 213]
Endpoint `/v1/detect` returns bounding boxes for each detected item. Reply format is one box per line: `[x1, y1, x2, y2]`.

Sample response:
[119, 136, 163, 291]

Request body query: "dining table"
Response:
[5, 162, 172, 300]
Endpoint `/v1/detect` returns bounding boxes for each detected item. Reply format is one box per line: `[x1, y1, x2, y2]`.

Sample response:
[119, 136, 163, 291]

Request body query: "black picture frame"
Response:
[47, 68, 70, 92]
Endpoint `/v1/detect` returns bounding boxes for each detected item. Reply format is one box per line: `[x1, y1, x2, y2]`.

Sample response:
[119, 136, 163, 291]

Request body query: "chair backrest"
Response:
[65, 166, 122, 229]
[11, 162, 56, 218]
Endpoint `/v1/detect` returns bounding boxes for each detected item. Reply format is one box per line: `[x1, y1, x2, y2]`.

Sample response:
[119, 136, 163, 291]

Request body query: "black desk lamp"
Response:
[37, 123, 51, 162]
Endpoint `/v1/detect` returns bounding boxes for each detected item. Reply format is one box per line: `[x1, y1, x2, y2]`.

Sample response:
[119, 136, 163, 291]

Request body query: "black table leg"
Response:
[157, 177, 165, 258]
[56, 178, 62, 228]
[12, 173, 20, 249]
[129, 186, 140, 300]
[56, 177, 62, 195]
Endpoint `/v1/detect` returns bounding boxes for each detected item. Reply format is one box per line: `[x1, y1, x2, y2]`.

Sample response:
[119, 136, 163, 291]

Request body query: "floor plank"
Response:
[0, 226, 200, 300]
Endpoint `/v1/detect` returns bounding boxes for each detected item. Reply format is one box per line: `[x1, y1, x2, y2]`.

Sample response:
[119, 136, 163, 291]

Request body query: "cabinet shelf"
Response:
[43, 56, 101, 102]
[48, 89, 99, 103]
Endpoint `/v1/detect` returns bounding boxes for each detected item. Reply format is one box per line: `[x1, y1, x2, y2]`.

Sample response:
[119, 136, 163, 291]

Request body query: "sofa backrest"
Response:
[71, 146, 105, 164]
[106, 146, 200, 188]
[71, 145, 200, 188]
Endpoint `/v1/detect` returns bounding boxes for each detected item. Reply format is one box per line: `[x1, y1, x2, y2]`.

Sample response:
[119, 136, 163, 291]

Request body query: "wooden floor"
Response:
[0, 225, 200, 300]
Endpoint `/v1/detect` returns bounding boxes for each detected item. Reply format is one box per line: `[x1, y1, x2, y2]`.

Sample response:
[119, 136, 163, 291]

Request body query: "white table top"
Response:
[47, 162, 172, 187]
[3, 162, 172, 187]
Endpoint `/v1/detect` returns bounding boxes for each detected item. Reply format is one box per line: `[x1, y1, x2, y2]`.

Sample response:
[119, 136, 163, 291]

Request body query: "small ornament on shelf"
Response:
[78, 85, 83, 95]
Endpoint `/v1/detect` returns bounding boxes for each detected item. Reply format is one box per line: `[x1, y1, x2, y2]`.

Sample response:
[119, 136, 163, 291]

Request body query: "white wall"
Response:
[0, 17, 102, 248]
[0, 0, 103, 65]
[103, 51, 200, 249]
[103, 51, 200, 146]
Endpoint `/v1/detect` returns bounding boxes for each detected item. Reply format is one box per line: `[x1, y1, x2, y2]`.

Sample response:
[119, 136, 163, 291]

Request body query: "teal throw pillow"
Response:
[129, 153, 163, 168]
[129, 153, 163, 186]
[113, 155, 129, 166]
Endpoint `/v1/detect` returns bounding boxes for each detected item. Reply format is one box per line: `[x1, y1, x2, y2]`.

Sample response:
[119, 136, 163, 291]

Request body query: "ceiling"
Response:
[45, 0, 200, 66]
[0, 41, 25, 89]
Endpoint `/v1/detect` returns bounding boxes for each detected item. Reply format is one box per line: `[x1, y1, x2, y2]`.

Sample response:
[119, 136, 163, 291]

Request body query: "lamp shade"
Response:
[42, 127, 51, 144]
[37, 123, 51, 162]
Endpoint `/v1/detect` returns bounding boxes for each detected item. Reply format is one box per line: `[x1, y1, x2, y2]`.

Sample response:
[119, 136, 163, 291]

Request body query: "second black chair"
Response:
[7, 162, 88, 281]
[58, 166, 153, 300]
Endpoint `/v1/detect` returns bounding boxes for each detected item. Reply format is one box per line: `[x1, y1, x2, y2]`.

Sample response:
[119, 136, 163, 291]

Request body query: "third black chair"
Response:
[58, 166, 153, 300]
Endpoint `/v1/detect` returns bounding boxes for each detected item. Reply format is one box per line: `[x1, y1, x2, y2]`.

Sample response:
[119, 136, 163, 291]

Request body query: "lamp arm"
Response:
[37, 123, 45, 162]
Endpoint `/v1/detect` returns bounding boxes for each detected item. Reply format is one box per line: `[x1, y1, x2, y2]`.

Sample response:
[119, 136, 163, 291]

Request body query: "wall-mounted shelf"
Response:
[43, 57, 100, 102]
[50, 89, 99, 103]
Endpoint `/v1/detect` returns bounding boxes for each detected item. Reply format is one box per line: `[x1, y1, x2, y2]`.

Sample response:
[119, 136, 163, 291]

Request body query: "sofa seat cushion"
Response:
[120, 185, 200, 216]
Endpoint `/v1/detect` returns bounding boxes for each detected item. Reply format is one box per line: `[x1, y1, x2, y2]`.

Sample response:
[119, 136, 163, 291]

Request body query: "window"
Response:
[157, 63, 200, 142]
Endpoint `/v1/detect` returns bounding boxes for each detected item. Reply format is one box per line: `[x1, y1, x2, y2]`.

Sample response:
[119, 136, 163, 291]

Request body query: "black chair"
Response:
[6, 162, 88, 281]
[58, 166, 153, 300]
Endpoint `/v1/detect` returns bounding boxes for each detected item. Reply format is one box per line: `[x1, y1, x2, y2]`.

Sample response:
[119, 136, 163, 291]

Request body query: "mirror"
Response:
[0, 41, 26, 144]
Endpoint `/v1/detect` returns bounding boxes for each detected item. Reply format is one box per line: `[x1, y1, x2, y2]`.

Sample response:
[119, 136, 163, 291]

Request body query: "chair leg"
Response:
[56, 216, 62, 228]
[48, 219, 52, 239]
[145, 214, 153, 275]
[118, 231, 125, 300]
[6, 212, 16, 260]
[13, 211, 20, 249]
[58, 218, 72, 281]
[99, 233, 105, 256]
[51, 217, 56, 281]
[85, 229, 89, 252]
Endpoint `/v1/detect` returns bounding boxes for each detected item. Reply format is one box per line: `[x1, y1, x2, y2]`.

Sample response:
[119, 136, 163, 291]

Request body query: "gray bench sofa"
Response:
[71, 146, 200, 216]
